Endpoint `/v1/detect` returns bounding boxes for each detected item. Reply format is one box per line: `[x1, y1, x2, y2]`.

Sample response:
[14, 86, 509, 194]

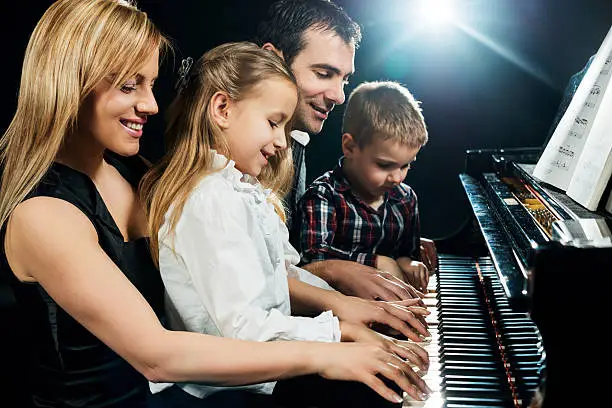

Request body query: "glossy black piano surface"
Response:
[418, 148, 611, 408]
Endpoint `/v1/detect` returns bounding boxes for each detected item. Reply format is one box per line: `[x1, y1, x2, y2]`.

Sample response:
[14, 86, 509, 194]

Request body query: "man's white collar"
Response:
[290, 130, 310, 146]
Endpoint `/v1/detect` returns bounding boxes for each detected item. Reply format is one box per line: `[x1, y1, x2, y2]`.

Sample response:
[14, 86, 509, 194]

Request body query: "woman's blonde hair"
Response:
[140, 42, 297, 265]
[0, 0, 169, 228]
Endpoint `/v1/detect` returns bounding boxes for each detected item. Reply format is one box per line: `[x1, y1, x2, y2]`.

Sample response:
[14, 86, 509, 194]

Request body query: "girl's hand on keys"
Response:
[340, 321, 430, 373]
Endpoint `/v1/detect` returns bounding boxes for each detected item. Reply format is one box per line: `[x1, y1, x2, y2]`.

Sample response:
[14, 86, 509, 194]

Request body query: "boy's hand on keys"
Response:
[419, 238, 438, 273]
[400, 261, 429, 293]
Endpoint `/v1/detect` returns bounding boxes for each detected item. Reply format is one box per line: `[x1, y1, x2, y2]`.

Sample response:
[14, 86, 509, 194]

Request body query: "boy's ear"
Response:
[262, 42, 285, 61]
[210, 91, 232, 129]
[341, 133, 358, 157]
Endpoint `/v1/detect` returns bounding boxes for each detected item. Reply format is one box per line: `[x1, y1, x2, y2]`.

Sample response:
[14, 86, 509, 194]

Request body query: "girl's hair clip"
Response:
[175, 56, 194, 94]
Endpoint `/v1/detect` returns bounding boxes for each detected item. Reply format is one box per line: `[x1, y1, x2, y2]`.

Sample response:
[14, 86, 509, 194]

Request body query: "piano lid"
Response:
[551, 218, 612, 247]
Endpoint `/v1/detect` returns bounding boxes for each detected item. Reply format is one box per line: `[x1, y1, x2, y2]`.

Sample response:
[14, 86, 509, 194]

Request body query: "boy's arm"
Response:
[375, 255, 404, 281]
[397, 189, 422, 261]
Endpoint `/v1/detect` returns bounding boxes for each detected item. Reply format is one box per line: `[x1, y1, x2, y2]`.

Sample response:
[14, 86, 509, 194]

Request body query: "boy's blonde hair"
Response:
[140, 42, 297, 265]
[0, 0, 169, 229]
[342, 81, 428, 149]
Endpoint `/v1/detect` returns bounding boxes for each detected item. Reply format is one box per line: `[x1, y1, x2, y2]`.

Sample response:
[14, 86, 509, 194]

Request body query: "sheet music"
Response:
[565, 55, 612, 210]
[605, 186, 612, 213]
[533, 25, 612, 191]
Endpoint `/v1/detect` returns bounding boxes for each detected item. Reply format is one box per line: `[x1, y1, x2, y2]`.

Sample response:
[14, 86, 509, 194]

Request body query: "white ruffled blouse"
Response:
[150, 152, 339, 398]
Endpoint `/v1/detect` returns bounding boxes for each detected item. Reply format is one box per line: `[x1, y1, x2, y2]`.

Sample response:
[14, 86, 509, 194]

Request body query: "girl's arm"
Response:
[287, 277, 430, 342]
[167, 190, 340, 343]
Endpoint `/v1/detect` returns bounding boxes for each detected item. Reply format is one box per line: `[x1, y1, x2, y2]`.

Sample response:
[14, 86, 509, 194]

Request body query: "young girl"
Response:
[141, 42, 431, 407]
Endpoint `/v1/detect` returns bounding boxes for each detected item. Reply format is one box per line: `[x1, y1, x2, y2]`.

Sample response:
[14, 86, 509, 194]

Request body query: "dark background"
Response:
[2, 0, 612, 239]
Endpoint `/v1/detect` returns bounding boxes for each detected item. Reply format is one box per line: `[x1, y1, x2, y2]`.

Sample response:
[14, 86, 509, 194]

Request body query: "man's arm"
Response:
[301, 259, 423, 301]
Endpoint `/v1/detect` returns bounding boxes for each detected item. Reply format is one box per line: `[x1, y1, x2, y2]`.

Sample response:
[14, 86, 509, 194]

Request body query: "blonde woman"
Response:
[141, 42, 431, 407]
[1, 1, 425, 407]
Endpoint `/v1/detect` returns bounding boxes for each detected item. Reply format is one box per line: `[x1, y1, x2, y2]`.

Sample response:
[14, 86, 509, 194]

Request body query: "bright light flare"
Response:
[417, 0, 459, 28]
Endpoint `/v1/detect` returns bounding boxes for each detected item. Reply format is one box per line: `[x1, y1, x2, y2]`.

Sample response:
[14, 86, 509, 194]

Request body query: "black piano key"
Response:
[440, 352, 498, 363]
[440, 346, 498, 353]
[441, 365, 505, 376]
[444, 380, 505, 390]
[442, 374, 512, 384]
[439, 317, 490, 324]
[445, 387, 513, 399]
[445, 396, 515, 407]
[440, 337, 493, 345]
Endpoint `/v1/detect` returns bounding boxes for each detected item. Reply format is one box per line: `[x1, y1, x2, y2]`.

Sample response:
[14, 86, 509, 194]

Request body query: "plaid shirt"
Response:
[296, 158, 420, 267]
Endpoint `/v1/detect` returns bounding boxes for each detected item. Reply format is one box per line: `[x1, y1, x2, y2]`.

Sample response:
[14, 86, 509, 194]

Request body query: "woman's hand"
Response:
[331, 294, 430, 342]
[312, 340, 432, 403]
[339, 321, 429, 372]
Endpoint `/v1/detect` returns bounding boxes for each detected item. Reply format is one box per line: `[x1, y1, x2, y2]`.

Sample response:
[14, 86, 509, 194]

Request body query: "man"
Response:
[256, 0, 437, 301]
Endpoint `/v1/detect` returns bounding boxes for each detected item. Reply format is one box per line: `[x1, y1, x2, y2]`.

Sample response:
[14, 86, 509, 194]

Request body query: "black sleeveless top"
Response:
[0, 152, 165, 408]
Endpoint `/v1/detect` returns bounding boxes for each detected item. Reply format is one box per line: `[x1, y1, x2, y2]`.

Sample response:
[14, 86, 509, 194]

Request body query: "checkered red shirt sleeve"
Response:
[298, 183, 377, 266]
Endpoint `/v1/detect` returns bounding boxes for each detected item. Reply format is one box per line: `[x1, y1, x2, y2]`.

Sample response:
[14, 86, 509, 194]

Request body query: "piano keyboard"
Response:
[404, 254, 544, 408]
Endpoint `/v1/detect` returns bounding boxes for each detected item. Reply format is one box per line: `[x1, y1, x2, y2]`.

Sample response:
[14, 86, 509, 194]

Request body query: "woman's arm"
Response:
[6, 197, 430, 401]
[5, 197, 318, 385]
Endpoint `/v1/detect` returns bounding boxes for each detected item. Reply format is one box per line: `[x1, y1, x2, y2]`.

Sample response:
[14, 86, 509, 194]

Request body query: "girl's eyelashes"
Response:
[268, 120, 279, 128]
[120, 82, 137, 93]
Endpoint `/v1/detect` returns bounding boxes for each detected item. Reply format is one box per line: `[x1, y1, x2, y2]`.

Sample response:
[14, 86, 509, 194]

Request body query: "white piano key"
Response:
[404, 273, 443, 408]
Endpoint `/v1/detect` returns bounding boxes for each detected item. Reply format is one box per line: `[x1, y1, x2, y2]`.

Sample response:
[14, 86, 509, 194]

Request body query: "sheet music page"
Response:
[605, 185, 612, 213]
[533, 25, 612, 191]
[566, 55, 612, 210]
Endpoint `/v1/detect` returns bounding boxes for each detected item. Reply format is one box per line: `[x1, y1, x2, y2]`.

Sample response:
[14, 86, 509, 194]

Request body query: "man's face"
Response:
[289, 27, 355, 135]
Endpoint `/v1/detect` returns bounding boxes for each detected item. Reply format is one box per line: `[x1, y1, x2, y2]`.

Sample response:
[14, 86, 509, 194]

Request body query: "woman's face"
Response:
[77, 49, 159, 157]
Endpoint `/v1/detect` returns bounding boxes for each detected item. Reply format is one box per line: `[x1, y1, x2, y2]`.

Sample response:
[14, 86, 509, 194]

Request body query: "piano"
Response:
[405, 147, 611, 407]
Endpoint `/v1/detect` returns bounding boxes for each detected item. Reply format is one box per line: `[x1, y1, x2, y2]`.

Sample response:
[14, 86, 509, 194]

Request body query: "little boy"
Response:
[296, 81, 432, 292]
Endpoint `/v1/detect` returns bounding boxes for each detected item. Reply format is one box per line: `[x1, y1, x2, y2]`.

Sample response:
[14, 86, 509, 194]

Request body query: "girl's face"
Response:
[77, 49, 159, 157]
[224, 77, 297, 177]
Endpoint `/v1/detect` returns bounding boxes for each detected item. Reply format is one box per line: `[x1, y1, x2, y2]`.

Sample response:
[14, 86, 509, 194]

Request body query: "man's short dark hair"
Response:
[255, 0, 361, 66]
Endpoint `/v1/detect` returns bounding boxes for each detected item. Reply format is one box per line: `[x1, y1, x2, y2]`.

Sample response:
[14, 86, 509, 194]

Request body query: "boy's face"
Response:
[342, 134, 421, 201]
[288, 27, 355, 135]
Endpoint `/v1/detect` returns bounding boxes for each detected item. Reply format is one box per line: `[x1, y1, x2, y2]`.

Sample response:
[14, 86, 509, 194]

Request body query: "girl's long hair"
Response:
[140, 42, 296, 265]
[0, 0, 169, 228]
